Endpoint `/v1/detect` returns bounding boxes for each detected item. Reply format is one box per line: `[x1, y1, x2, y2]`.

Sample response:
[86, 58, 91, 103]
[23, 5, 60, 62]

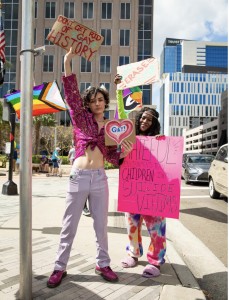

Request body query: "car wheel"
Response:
[209, 178, 220, 199]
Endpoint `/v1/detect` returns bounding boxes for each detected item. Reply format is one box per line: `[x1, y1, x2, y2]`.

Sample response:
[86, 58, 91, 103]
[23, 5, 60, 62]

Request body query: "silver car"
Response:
[208, 144, 228, 199]
[182, 154, 215, 184]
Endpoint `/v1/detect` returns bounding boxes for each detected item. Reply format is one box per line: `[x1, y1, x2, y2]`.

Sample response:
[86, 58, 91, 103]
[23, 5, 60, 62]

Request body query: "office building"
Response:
[1, 0, 154, 124]
[160, 39, 228, 136]
[183, 89, 228, 155]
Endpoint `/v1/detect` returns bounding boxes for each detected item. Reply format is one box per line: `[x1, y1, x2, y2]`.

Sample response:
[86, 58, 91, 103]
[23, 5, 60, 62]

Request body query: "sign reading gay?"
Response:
[105, 119, 136, 146]
[46, 15, 104, 62]
[118, 136, 184, 219]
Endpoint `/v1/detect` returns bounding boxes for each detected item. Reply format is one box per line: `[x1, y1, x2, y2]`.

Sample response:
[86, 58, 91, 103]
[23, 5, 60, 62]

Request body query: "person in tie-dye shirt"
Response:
[114, 74, 166, 278]
[47, 50, 133, 288]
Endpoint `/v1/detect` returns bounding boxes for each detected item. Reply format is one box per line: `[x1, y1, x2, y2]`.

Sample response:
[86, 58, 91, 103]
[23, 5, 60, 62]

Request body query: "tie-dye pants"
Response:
[125, 213, 166, 266]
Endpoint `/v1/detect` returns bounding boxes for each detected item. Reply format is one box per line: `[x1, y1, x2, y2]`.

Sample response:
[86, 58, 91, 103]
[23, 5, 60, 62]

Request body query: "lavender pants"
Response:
[54, 168, 110, 270]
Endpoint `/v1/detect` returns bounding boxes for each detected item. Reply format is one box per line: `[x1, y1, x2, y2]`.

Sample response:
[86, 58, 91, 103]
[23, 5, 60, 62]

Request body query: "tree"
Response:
[33, 114, 56, 155]
[0, 101, 19, 153]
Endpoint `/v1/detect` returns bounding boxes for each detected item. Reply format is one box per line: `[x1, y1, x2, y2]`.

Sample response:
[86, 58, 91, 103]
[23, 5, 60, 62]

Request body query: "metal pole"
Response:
[19, 0, 34, 299]
[54, 126, 57, 148]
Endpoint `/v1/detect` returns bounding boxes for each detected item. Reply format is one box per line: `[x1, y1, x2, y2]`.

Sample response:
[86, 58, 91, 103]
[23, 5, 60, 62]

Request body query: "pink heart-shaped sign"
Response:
[105, 119, 133, 144]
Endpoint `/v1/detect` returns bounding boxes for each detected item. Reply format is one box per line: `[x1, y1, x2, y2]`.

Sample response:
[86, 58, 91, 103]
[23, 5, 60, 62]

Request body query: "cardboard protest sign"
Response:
[117, 57, 160, 90]
[105, 119, 136, 146]
[118, 136, 184, 219]
[46, 15, 104, 61]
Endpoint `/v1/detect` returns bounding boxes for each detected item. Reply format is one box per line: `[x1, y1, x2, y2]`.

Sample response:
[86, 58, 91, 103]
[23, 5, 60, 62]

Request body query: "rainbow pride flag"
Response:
[4, 81, 67, 119]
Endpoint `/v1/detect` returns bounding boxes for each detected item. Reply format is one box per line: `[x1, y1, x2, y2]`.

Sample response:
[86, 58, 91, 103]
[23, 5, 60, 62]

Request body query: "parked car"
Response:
[182, 153, 215, 184]
[182, 152, 198, 164]
[208, 144, 228, 199]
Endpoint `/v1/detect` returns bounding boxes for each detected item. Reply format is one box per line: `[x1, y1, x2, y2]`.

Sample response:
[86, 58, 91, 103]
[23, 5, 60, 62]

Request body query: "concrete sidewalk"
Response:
[0, 169, 206, 300]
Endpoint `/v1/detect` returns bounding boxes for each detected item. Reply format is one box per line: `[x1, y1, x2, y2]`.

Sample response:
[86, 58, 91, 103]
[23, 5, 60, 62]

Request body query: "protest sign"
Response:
[105, 119, 136, 146]
[118, 136, 184, 219]
[46, 15, 104, 61]
[117, 57, 160, 90]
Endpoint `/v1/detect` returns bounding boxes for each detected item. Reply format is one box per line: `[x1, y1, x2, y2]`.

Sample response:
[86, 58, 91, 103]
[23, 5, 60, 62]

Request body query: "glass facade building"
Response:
[160, 39, 228, 136]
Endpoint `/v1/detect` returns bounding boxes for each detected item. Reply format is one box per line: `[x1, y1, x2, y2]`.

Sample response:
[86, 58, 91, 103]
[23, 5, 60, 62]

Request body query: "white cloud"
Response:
[153, 0, 228, 58]
[152, 0, 228, 111]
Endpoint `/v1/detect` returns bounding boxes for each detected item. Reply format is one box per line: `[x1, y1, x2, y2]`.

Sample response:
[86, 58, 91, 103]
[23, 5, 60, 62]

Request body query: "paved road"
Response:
[179, 180, 228, 267]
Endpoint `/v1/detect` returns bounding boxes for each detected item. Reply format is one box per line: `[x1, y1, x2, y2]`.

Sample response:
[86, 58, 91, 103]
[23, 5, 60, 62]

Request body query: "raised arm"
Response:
[62, 48, 83, 113]
[114, 74, 128, 119]
[64, 47, 75, 77]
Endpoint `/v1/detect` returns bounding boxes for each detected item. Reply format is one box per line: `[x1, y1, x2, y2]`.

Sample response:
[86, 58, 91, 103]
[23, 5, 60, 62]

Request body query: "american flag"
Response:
[0, 6, 5, 63]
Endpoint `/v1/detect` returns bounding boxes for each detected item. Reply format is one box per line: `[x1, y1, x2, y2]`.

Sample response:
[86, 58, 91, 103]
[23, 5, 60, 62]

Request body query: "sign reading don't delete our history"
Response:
[46, 15, 104, 62]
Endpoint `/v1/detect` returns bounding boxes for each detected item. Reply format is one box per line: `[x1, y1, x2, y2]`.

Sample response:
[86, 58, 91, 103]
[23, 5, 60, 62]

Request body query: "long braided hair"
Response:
[135, 107, 161, 136]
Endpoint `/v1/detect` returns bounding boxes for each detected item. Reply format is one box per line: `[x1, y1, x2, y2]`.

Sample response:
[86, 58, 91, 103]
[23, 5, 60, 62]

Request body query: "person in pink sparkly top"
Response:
[47, 48, 133, 288]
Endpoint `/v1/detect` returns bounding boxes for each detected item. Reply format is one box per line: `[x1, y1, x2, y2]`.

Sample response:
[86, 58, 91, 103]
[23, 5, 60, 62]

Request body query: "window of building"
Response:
[81, 57, 92, 72]
[138, 0, 152, 61]
[100, 82, 110, 91]
[43, 55, 54, 72]
[83, 2, 93, 19]
[100, 56, 111, 73]
[35, 1, 38, 18]
[44, 28, 51, 45]
[64, 2, 75, 18]
[104, 111, 110, 119]
[119, 56, 130, 66]
[45, 2, 56, 18]
[34, 28, 36, 45]
[101, 3, 112, 19]
[101, 29, 111, 46]
[80, 82, 91, 93]
[206, 46, 228, 68]
[120, 29, 130, 46]
[139, 85, 150, 104]
[120, 3, 130, 19]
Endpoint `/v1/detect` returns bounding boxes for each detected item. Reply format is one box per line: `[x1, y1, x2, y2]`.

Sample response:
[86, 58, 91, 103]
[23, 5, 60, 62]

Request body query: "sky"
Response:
[152, 0, 228, 110]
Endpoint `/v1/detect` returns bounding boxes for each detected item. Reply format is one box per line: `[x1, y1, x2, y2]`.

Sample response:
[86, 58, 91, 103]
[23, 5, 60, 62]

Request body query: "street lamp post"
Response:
[2, 100, 18, 195]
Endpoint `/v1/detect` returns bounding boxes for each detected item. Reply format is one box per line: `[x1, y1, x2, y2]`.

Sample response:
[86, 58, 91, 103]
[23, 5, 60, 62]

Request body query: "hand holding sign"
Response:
[46, 15, 104, 61]
[105, 119, 136, 146]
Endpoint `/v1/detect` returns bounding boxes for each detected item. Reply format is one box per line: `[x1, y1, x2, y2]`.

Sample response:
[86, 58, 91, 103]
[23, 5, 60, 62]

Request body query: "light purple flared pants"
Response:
[54, 168, 110, 270]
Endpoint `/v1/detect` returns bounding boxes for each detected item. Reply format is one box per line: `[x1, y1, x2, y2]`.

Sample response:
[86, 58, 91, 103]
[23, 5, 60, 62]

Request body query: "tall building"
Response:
[1, 0, 154, 124]
[160, 39, 228, 136]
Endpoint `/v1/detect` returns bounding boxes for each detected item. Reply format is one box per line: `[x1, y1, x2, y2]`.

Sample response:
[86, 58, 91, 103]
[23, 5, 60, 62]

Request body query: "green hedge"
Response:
[1, 155, 118, 169]
[32, 155, 69, 165]
[0, 155, 7, 168]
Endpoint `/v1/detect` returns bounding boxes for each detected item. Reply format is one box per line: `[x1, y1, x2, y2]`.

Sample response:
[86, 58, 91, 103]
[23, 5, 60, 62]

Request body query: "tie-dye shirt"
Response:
[62, 73, 120, 166]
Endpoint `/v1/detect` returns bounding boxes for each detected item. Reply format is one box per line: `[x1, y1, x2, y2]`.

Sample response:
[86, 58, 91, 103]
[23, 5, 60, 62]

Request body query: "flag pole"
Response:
[19, 0, 34, 298]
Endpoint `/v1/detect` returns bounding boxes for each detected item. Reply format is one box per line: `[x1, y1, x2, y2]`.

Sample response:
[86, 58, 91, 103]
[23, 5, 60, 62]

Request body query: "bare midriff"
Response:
[73, 146, 104, 169]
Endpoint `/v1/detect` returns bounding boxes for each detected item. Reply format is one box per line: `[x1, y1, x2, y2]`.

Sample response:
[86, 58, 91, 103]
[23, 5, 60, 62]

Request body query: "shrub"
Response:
[104, 161, 117, 169]
[0, 155, 7, 168]
[60, 156, 69, 165]
[32, 155, 41, 164]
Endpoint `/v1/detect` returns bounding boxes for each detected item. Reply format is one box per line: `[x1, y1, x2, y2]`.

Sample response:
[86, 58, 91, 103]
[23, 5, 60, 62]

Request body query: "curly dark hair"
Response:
[135, 107, 161, 136]
[81, 87, 109, 110]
